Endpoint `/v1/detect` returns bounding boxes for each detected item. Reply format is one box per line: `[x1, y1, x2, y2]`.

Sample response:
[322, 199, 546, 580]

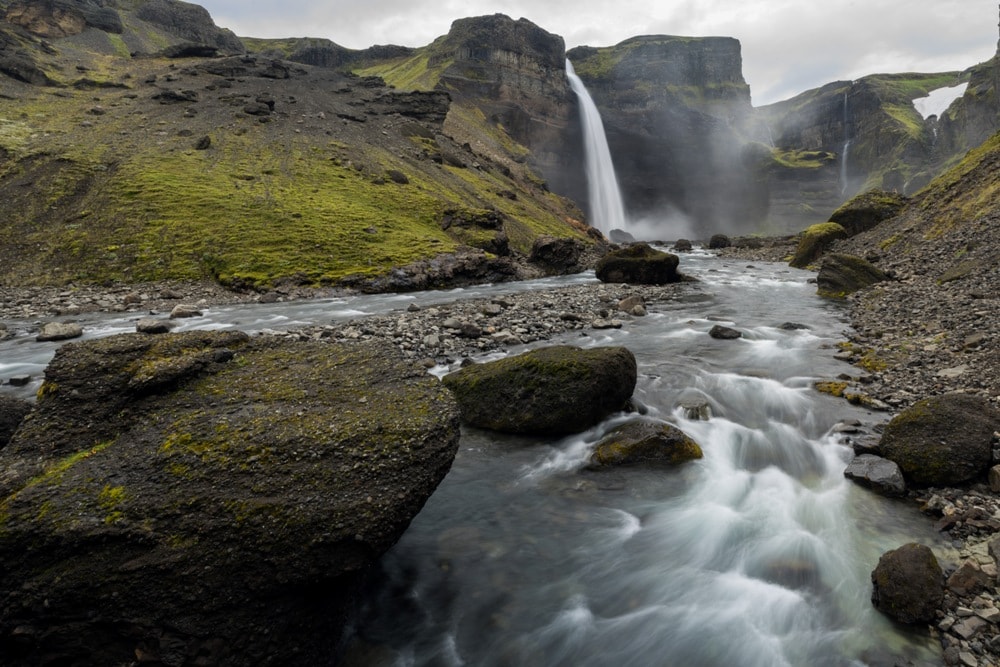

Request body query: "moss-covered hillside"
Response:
[0, 7, 589, 290]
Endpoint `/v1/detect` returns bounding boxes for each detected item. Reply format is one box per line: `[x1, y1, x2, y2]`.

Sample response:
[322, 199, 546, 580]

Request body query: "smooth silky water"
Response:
[0, 253, 942, 665]
[347, 252, 941, 667]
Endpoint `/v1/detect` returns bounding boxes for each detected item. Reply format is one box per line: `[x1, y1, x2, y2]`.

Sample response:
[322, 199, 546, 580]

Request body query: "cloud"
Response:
[196, 0, 999, 105]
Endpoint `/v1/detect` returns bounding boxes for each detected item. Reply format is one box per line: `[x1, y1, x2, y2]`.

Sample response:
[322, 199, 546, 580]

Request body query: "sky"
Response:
[195, 0, 999, 105]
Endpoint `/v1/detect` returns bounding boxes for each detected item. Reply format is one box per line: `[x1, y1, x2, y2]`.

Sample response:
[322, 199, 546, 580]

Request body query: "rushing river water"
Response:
[0, 251, 940, 665]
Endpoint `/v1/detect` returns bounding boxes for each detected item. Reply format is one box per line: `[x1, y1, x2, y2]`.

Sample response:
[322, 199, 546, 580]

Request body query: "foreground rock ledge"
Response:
[0, 331, 460, 666]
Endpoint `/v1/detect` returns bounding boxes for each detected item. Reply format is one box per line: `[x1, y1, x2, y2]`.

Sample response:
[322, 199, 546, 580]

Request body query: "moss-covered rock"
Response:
[878, 394, 999, 487]
[0, 331, 460, 665]
[595, 243, 681, 284]
[870, 543, 944, 624]
[829, 189, 907, 236]
[590, 418, 703, 467]
[442, 345, 636, 435]
[816, 253, 890, 298]
[789, 222, 848, 268]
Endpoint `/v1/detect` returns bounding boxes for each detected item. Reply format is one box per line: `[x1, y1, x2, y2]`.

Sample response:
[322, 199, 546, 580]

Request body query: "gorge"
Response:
[1, 1, 999, 666]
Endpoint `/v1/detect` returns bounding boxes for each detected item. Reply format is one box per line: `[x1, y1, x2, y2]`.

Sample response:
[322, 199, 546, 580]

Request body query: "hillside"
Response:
[0, 2, 593, 290]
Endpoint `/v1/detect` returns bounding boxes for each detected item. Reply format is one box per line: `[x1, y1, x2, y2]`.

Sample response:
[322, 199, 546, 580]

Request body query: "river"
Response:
[0, 250, 940, 665]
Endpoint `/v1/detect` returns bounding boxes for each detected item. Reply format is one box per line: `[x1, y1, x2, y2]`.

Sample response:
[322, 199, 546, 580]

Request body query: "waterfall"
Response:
[565, 60, 628, 236]
[840, 91, 851, 195]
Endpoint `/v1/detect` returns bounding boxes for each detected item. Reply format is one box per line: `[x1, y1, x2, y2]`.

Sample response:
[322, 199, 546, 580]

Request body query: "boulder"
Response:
[528, 235, 585, 275]
[828, 189, 906, 236]
[789, 222, 847, 268]
[672, 239, 693, 252]
[169, 303, 203, 318]
[442, 345, 637, 435]
[595, 243, 681, 284]
[0, 332, 460, 665]
[843, 454, 906, 497]
[136, 317, 176, 334]
[590, 418, 703, 467]
[0, 395, 31, 450]
[707, 234, 731, 249]
[36, 321, 83, 341]
[871, 543, 944, 625]
[709, 324, 741, 340]
[878, 394, 999, 487]
[816, 253, 890, 298]
[609, 229, 636, 244]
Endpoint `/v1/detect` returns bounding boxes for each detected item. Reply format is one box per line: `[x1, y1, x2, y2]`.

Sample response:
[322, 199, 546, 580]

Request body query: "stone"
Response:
[528, 236, 585, 275]
[590, 418, 703, 467]
[709, 324, 741, 340]
[843, 454, 906, 497]
[441, 345, 637, 435]
[36, 322, 83, 342]
[0, 332, 459, 664]
[0, 395, 32, 450]
[828, 190, 906, 236]
[169, 304, 203, 319]
[878, 394, 1000, 487]
[989, 465, 1000, 493]
[672, 239, 693, 252]
[617, 295, 645, 313]
[816, 253, 890, 297]
[596, 243, 681, 284]
[789, 223, 848, 269]
[7, 375, 31, 387]
[136, 318, 177, 334]
[707, 234, 731, 249]
[952, 617, 989, 640]
[947, 560, 993, 596]
[870, 543, 943, 625]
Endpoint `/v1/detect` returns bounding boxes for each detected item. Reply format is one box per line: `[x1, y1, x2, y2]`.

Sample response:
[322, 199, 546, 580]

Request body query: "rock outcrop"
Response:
[441, 345, 637, 434]
[590, 418, 702, 467]
[877, 394, 999, 487]
[871, 543, 944, 624]
[0, 331, 461, 665]
[595, 243, 681, 284]
[816, 253, 890, 298]
[789, 222, 848, 268]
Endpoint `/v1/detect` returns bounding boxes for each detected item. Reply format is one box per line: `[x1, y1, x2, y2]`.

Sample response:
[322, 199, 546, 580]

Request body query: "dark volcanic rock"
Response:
[707, 234, 731, 249]
[528, 235, 585, 274]
[596, 243, 681, 284]
[133, 0, 244, 53]
[843, 453, 906, 496]
[0, 394, 31, 450]
[871, 543, 944, 624]
[789, 222, 848, 268]
[590, 418, 703, 467]
[828, 189, 907, 236]
[0, 331, 460, 665]
[708, 324, 742, 340]
[878, 393, 999, 487]
[442, 345, 637, 435]
[816, 253, 889, 297]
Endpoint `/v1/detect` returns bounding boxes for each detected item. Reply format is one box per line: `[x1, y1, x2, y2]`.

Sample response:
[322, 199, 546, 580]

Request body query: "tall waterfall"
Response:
[565, 60, 628, 236]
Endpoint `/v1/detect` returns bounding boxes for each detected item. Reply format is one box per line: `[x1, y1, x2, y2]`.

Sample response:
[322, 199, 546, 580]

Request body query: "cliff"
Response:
[0, 4, 593, 289]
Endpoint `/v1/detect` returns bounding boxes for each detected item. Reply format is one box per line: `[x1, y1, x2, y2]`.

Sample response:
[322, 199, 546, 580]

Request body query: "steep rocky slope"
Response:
[0, 3, 593, 290]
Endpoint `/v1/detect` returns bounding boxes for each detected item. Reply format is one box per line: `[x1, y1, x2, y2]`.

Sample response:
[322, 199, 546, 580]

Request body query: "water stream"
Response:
[565, 60, 629, 237]
[0, 253, 941, 665]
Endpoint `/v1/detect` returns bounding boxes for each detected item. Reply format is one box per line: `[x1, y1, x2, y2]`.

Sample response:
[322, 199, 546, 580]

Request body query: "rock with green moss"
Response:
[442, 345, 636, 435]
[870, 543, 943, 624]
[816, 253, 890, 297]
[0, 331, 460, 665]
[829, 189, 906, 236]
[595, 243, 681, 284]
[789, 222, 848, 268]
[590, 418, 703, 467]
[878, 394, 999, 487]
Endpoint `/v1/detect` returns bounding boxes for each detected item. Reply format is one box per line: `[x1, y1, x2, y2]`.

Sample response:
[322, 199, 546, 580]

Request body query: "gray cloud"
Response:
[198, 0, 999, 104]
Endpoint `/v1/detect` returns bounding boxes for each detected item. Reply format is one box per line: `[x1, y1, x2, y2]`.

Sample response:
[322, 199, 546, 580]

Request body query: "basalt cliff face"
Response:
[567, 36, 763, 234]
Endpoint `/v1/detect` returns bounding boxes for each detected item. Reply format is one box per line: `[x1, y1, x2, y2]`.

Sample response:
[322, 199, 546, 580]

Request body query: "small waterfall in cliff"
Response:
[565, 60, 628, 237]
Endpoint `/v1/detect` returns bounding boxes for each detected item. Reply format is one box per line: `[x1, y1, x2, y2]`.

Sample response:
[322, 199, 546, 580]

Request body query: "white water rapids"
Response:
[0, 253, 942, 665]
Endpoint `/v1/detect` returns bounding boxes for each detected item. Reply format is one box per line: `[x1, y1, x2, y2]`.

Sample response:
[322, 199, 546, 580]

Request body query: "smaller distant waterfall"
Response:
[565, 60, 628, 236]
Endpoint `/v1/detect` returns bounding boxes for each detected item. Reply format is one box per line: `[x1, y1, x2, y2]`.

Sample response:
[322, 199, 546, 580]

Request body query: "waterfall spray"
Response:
[565, 60, 628, 236]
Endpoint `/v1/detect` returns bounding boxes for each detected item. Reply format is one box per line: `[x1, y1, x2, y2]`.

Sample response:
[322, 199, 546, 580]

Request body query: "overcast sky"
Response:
[196, 0, 998, 105]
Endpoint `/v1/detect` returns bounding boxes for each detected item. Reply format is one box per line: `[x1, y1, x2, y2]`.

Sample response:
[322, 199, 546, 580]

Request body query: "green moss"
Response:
[771, 148, 836, 169]
[789, 222, 847, 269]
[814, 381, 849, 397]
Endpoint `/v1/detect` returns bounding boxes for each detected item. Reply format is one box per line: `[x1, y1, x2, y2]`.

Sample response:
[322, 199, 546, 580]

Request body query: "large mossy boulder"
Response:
[878, 394, 999, 487]
[590, 418, 703, 467]
[442, 345, 637, 435]
[871, 543, 944, 624]
[0, 331, 460, 666]
[829, 189, 906, 236]
[595, 243, 681, 284]
[789, 222, 848, 268]
[816, 252, 890, 297]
